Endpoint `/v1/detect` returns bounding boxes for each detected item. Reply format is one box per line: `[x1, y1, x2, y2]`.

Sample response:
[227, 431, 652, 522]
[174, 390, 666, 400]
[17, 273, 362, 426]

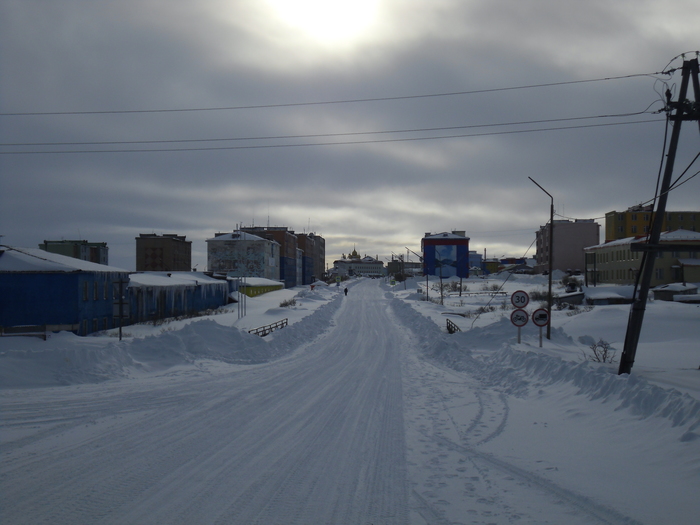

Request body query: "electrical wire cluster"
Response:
[0, 67, 683, 156]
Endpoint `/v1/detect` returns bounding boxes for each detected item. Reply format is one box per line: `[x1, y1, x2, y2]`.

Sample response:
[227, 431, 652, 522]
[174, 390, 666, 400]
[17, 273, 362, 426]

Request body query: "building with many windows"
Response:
[605, 205, 699, 242]
[535, 219, 600, 274]
[240, 227, 299, 288]
[0, 245, 129, 336]
[584, 229, 700, 286]
[206, 231, 280, 281]
[39, 239, 109, 265]
[135, 233, 192, 272]
[333, 248, 385, 277]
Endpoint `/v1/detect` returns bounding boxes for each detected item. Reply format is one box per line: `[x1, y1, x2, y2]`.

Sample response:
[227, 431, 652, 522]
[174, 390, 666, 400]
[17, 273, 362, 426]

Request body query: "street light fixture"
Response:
[528, 177, 553, 340]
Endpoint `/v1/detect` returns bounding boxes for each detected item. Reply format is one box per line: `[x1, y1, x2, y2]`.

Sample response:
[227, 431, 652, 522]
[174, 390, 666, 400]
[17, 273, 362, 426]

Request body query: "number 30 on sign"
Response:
[511, 290, 529, 308]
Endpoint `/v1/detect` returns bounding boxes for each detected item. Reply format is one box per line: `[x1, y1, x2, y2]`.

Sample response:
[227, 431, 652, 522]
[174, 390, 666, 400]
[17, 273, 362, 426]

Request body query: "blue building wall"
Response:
[0, 271, 129, 335]
[279, 256, 297, 288]
[301, 256, 314, 285]
[128, 279, 228, 324]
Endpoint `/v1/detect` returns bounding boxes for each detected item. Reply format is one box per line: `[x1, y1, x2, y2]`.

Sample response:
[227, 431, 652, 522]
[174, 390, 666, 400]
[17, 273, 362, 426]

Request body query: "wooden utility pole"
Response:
[619, 57, 700, 375]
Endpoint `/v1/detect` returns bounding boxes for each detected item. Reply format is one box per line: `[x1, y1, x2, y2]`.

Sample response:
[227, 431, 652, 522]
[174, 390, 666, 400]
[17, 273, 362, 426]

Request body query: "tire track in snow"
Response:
[426, 432, 644, 525]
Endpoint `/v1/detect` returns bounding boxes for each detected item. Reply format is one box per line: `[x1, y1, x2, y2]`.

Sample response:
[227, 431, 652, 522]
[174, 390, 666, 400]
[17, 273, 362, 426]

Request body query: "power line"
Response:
[0, 118, 663, 155]
[0, 71, 673, 117]
[0, 109, 660, 148]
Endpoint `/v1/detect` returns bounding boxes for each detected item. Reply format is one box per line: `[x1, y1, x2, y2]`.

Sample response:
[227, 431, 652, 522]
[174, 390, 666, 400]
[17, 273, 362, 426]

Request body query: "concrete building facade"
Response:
[605, 205, 699, 242]
[535, 219, 600, 274]
[584, 229, 700, 286]
[240, 227, 298, 288]
[136, 233, 192, 272]
[39, 239, 109, 265]
[206, 231, 280, 281]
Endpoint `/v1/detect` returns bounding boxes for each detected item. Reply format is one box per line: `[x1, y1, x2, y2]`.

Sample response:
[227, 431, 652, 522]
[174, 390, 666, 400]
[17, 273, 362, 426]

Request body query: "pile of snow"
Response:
[0, 284, 343, 388]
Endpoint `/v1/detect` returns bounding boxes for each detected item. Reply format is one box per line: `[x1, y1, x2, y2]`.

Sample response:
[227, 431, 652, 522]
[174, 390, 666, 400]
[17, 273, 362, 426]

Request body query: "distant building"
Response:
[128, 271, 227, 324]
[421, 231, 470, 278]
[240, 227, 299, 288]
[297, 233, 323, 284]
[535, 219, 599, 274]
[206, 231, 280, 281]
[605, 205, 699, 242]
[333, 248, 385, 277]
[135, 233, 192, 272]
[0, 245, 128, 336]
[584, 229, 700, 286]
[39, 239, 108, 265]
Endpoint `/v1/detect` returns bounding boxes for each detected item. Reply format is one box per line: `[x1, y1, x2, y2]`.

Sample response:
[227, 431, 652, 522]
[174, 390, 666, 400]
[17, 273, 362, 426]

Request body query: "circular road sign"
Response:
[532, 308, 550, 327]
[510, 309, 529, 327]
[511, 290, 530, 308]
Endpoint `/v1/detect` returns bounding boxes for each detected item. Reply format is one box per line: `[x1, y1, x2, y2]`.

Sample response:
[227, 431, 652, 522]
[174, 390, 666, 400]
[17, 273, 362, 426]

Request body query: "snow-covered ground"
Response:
[1, 276, 699, 524]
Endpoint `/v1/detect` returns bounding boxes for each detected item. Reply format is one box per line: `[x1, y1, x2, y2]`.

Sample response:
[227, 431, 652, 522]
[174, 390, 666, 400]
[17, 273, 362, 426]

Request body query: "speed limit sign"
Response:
[511, 290, 530, 308]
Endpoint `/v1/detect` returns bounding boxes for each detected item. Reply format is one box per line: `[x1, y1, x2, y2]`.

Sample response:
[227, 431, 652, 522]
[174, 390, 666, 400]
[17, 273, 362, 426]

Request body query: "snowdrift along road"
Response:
[1, 278, 699, 524]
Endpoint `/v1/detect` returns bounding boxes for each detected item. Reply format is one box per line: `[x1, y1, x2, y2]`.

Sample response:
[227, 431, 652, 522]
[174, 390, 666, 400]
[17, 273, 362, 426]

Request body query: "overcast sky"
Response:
[1, 1, 698, 271]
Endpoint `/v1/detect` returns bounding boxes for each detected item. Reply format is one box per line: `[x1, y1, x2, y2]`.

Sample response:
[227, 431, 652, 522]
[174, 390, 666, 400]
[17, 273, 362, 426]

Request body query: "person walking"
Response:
[344, 287, 348, 296]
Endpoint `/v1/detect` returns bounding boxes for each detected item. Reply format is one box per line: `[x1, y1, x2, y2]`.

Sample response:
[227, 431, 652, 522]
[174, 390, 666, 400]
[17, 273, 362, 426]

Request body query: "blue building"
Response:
[421, 231, 470, 278]
[0, 246, 129, 336]
[127, 272, 228, 324]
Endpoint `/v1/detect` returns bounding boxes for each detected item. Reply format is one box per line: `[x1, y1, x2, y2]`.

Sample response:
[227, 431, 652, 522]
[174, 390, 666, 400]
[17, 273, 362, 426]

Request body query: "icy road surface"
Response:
[1, 279, 696, 524]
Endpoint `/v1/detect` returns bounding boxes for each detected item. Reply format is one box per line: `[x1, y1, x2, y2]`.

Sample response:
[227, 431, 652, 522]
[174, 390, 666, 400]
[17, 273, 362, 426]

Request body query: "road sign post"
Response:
[510, 308, 528, 343]
[532, 308, 550, 347]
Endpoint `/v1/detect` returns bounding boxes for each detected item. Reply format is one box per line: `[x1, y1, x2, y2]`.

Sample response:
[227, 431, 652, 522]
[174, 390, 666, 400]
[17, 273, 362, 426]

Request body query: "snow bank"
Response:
[0, 285, 344, 389]
[388, 293, 700, 436]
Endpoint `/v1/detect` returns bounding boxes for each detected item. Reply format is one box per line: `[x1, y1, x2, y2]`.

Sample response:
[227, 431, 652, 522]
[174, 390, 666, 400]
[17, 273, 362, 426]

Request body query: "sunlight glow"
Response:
[265, 0, 380, 47]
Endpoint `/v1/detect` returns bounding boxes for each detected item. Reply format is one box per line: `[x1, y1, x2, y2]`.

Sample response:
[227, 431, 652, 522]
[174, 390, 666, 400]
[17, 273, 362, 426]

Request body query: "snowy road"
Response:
[1, 279, 695, 524]
[2, 280, 409, 524]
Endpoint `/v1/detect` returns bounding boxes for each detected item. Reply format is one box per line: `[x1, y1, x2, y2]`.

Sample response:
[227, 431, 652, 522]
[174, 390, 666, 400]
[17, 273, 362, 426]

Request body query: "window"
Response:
[655, 268, 664, 280]
[618, 214, 624, 220]
[617, 226, 623, 233]
[104, 281, 109, 301]
[82, 320, 88, 335]
[631, 214, 637, 220]
[93, 282, 99, 301]
[93, 319, 99, 333]
[631, 225, 637, 233]
[103, 317, 109, 330]
[83, 282, 89, 301]
[643, 226, 649, 233]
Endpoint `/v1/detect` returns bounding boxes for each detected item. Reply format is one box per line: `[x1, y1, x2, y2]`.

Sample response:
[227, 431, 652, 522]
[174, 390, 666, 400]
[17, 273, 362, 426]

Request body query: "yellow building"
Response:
[605, 205, 699, 242]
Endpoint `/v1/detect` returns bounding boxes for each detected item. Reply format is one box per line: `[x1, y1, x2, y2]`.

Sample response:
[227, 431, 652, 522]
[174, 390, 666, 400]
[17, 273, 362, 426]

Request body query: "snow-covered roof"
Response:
[238, 277, 284, 287]
[424, 232, 469, 240]
[677, 258, 700, 267]
[0, 246, 128, 273]
[585, 229, 700, 250]
[652, 283, 698, 293]
[128, 272, 224, 288]
[206, 231, 278, 243]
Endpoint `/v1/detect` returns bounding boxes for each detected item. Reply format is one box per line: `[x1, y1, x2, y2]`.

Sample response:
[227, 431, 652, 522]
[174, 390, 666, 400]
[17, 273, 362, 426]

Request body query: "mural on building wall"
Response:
[435, 245, 457, 277]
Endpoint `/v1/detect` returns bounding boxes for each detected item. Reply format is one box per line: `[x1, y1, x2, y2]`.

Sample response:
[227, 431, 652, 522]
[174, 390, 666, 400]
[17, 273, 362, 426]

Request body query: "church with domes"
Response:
[332, 246, 385, 277]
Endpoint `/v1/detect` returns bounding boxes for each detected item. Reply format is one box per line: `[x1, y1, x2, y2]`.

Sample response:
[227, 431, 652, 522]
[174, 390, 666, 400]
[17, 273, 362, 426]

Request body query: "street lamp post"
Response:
[529, 177, 553, 339]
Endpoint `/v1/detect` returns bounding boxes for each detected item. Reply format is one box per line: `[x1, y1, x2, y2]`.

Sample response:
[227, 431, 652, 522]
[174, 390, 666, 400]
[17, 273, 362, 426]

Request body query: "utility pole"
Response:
[619, 57, 700, 375]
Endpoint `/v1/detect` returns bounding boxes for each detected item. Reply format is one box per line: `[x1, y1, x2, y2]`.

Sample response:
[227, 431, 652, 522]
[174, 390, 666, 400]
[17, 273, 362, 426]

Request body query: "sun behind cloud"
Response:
[265, 0, 380, 47]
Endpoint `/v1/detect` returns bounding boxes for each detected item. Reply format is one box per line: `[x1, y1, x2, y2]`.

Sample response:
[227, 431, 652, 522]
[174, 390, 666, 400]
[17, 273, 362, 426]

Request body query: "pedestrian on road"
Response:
[344, 287, 348, 296]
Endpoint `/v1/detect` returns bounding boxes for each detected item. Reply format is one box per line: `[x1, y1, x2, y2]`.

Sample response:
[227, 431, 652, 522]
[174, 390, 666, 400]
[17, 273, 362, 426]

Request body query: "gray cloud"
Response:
[2, 1, 698, 271]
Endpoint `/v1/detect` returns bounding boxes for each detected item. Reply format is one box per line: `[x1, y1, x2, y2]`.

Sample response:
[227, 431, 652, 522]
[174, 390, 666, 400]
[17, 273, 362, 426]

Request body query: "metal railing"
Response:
[248, 318, 288, 337]
[446, 318, 461, 334]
